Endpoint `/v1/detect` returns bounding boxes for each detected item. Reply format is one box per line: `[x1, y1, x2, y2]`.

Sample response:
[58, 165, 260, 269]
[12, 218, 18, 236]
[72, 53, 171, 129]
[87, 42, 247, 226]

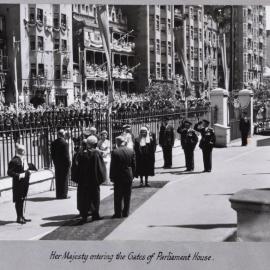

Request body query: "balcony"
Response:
[112, 39, 135, 53]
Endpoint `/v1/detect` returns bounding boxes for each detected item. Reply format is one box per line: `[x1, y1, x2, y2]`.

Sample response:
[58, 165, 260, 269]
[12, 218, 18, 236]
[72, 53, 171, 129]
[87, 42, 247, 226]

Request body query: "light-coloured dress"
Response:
[97, 139, 112, 185]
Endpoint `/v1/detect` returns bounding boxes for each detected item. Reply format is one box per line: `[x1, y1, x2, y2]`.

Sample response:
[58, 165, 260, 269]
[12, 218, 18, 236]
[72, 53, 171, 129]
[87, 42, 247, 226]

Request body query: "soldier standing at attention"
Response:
[177, 120, 198, 171]
[194, 119, 216, 172]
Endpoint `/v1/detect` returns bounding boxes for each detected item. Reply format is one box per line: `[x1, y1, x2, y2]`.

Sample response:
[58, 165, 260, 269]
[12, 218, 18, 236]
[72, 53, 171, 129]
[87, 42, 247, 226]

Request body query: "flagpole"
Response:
[13, 33, 19, 116]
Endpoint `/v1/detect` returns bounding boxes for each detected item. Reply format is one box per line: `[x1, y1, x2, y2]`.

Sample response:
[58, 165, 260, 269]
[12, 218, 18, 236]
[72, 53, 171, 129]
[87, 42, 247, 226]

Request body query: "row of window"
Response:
[29, 35, 68, 51]
[190, 66, 203, 81]
[30, 63, 69, 79]
[150, 39, 172, 56]
[243, 71, 262, 83]
[151, 62, 172, 79]
[29, 7, 67, 28]
[150, 15, 172, 31]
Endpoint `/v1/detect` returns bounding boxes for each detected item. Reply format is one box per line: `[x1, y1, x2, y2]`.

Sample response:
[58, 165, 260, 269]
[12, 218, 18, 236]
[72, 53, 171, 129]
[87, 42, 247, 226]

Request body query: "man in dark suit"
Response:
[239, 112, 250, 146]
[7, 144, 37, 224]
[194, 119, 216, 172]
[110, 136, 136, 218]
[159, 118, 175, 168]
[177, 119, 198, 171]
[51, 129, 71, 199]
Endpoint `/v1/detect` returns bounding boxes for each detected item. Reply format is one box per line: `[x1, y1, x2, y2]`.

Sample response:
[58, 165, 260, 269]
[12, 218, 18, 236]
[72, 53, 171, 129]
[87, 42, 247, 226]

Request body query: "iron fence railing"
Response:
[0, 107, 213, 179]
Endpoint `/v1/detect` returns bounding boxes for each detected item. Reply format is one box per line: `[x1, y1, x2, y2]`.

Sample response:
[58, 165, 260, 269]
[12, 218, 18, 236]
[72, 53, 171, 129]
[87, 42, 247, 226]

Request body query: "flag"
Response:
[174, 27, 191, 90]
[219, 33, 230, 91]
[97, 5, 115, 103]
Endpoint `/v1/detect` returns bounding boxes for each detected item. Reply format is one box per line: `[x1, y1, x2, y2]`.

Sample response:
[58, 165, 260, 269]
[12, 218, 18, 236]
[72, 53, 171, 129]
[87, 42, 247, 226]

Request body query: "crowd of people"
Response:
[7, 117, 217, 225]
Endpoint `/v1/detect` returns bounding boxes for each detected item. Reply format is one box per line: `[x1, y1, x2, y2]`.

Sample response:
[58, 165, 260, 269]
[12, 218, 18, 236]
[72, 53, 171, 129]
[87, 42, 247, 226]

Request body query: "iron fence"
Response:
[0, 107, 214, 179]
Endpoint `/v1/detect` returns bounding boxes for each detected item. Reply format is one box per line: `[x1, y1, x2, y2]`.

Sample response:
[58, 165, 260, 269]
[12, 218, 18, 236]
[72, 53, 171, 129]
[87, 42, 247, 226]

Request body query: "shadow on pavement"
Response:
[242, 173, 270, 176]
[27, 197, 57, 202]
[0, 220, 16, 226]
[42, 214, 79, 221]
[148, 223, 236, 229]
[204, 193, 234, 196]
[157, 170, 203, 175]
[155, 166, 186, 170]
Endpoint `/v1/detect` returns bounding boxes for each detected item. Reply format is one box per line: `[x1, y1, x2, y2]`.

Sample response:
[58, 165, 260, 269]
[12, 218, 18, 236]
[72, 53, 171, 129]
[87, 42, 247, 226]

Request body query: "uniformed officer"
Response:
[177, 120, 198, 171]
[194, 119, 216, 172]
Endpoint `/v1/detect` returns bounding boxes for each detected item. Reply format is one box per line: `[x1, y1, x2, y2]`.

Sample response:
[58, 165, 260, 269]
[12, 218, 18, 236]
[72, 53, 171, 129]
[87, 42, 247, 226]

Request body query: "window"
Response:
[61, 14, 66, 29]
[168, 64, 172, 78]
[37, 8, 43, 23]
[55, 65, 60, 79]
[161, 18, 166, 32]
[86, 6, 89, 13]
[191, 66, 194, 80]
[191, 46, 194, 59]
[168, 41, 171, 56]
[62, 65, 68, 76]
[161, 41, 166, 55]
[54, 38, 60, 50]
[194, 67, 198, 80]
[37, 36, 43, 51]
[82, 4, 85, 10]
[30, 63, 36, 78]
[78, 4, 81, 13]
[168, 19, 171, 29]
[156, 15, 160, 31]
[53, 13, 59, 28]
[30, 35, 36, 50]
[199, 48, 202, 60]
[38, 63, 44, 77]
[29, 8, 35, 23]
[161, 63, 166, 78]
[194, 48, 198, 60]
[156, 39, 160, 54]
[156, 62, 160, 78]
[61, 39, 67, 51]
[199, 29, 202, 41]
[190, 26, 194, 39]
[199, 67, 203, 80]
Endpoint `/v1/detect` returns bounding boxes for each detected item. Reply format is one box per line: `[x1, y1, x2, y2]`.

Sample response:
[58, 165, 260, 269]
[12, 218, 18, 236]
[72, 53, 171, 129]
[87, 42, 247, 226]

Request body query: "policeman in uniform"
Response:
[177, 120, 198, 171]
[194, 119, 216, 172]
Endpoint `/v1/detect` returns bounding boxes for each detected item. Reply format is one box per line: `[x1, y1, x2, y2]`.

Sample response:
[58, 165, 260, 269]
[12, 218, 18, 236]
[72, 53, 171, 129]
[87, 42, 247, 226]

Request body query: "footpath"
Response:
[0, 135, 269, 241]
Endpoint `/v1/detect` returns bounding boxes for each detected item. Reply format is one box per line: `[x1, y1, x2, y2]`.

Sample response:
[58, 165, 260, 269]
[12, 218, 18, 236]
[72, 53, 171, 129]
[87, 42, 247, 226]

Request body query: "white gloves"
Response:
[19, 172, 26, 179]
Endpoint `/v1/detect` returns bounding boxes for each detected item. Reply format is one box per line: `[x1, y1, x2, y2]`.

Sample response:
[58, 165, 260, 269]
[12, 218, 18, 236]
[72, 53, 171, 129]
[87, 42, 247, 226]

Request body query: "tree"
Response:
[145, 82, 177, 107]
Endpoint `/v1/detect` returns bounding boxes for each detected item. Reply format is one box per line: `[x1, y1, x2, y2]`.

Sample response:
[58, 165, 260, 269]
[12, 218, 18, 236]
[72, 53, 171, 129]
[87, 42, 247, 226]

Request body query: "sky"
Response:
[267, 6, 270, 30]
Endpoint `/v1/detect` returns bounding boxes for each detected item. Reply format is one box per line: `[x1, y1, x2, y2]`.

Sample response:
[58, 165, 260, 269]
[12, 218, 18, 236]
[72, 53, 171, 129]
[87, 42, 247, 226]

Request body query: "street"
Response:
[0, 135, 270, 241]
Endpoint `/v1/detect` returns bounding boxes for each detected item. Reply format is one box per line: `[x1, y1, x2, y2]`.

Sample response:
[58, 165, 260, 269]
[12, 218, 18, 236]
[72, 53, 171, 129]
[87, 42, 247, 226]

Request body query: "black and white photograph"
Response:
[0, 2, 270, 248]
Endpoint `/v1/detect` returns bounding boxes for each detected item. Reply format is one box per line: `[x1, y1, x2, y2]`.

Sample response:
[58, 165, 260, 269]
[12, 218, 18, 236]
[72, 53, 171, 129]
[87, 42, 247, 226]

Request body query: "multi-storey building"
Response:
[72, 4, 136, 95]
[233, 5, 266, 90]
[266, 30, 270, 68]
[0, 4, 73, 106]
[174, 5, 218, 97]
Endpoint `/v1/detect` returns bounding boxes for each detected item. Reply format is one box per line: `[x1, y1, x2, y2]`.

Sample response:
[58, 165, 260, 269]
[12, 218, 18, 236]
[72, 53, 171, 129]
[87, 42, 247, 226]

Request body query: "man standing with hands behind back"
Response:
[51, 129, 71, 199]
[110, 136, 136, 218]
[159, 118, 175, 169]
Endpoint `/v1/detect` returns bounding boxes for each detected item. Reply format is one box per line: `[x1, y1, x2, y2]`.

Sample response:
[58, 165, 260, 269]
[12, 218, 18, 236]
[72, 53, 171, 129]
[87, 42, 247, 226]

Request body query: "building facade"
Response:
[233, 5, 266, 90]
[0, 4, 74, 106]
[72, 4, 136, 96]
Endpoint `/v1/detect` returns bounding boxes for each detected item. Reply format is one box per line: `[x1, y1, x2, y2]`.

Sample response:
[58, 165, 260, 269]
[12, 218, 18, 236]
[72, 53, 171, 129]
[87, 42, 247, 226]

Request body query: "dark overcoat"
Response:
[7, 156, 36, 202]
[134, 137, 156, 177]
[75, 149, 106, 214]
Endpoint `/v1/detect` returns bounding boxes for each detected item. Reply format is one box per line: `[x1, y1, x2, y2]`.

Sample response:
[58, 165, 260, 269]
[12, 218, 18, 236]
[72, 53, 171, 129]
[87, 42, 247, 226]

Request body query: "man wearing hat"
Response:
[239, 112, 250, 146]
[75, 135, 106, 224]
[7, 144, 37, 224]
[51, 129, 71, 199]
[194, 119, 216, 172]
[159, 118, 175, 168]
[177, 119, 198, 171]
[110, 135, 136, 218]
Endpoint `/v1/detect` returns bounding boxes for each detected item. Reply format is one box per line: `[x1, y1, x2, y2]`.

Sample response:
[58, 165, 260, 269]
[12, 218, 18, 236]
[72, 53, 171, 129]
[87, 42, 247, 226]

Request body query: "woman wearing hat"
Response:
[97, 130, 112, 185]
[134, 127, 156, 187]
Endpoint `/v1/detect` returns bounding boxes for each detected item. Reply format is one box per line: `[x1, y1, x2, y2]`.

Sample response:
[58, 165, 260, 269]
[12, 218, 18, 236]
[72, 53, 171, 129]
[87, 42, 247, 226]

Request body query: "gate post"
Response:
[238, 89, 254, 137]
[210, 88, 230, 147]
